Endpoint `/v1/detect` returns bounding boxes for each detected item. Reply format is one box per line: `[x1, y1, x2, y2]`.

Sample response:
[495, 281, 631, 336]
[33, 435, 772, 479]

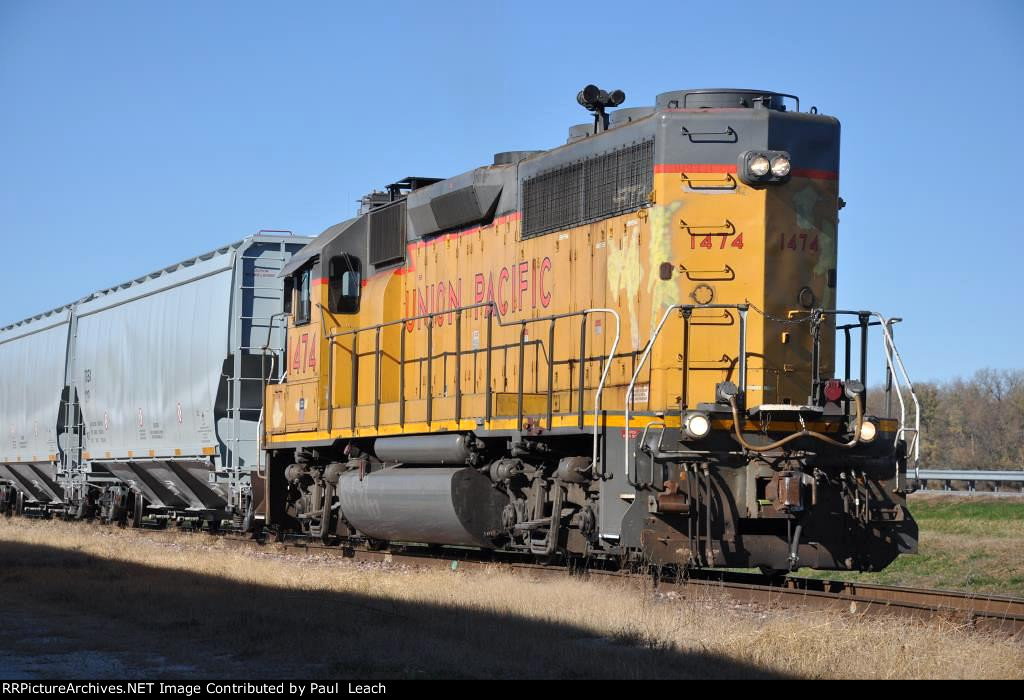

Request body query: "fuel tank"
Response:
[336, 467, 507, 548]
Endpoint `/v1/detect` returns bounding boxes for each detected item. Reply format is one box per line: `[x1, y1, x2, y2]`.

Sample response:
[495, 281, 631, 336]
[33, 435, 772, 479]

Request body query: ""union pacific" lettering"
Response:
[404, 257, 553, 329]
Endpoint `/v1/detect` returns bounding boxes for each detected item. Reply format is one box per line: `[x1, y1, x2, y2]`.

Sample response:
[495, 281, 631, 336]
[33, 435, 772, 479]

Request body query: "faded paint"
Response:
[647, 201, 682, 335]
[607, 223, 643, 349]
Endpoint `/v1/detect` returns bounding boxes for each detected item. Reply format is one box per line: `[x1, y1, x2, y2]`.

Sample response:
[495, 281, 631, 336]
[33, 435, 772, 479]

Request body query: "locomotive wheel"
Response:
[365, 537, 389, 551]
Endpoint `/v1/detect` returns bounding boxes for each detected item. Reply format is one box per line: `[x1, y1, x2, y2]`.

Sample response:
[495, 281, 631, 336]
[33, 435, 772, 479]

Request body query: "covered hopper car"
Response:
[0, 234, 309, 526]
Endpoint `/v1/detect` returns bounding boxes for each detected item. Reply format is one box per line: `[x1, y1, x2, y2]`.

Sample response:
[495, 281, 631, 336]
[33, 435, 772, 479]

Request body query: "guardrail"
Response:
[914, 469, 1024, 493]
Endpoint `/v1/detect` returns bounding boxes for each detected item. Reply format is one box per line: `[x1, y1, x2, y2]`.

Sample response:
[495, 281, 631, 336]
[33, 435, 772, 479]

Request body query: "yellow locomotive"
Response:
[261, 86, 920, 572]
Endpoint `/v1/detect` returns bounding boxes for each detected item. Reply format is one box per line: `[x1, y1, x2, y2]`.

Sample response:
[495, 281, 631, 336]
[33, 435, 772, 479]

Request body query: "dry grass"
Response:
[0, 517, 1022, 679]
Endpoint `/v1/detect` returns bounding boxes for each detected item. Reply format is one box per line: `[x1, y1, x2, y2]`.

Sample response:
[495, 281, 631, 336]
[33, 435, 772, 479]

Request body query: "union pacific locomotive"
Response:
[262, 86, 921, 572]
[0, 87, 921, 573]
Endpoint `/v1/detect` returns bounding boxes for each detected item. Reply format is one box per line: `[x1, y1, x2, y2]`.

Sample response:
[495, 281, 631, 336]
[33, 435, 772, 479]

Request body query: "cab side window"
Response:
[329, 255, 361, 314]
[295, 268, 312, 325]
[283, 276, 294, 314]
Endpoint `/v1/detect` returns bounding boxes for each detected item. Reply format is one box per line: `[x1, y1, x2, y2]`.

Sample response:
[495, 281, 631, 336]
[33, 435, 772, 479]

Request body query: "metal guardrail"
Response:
[914, 469, 1024, 493]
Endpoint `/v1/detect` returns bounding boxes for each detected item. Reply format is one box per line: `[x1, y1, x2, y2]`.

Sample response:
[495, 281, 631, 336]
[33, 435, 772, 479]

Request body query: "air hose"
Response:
[727, 394, 864, 453]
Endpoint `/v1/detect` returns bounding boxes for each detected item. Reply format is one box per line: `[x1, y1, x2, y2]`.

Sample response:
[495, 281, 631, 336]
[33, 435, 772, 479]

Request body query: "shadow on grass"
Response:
[0, 539, 791, 680]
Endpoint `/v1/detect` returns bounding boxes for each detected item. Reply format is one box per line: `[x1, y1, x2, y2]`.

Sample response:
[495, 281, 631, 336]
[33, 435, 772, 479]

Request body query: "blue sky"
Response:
[1, 0, 1021, 382]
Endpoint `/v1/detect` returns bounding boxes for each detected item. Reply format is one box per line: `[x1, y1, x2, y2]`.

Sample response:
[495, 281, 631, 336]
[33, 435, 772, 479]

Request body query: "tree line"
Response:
[867, 368, 1024, 470]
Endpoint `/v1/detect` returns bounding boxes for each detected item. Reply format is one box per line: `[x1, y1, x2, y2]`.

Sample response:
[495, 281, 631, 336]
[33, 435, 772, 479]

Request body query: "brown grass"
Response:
[0, 518, 1022, 679]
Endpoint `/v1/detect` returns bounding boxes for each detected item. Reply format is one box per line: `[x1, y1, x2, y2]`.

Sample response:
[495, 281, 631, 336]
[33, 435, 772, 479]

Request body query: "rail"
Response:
[320, 302, 619, 473]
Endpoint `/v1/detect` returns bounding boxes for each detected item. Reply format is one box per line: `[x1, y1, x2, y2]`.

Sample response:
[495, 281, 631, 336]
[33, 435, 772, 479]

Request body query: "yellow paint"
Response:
[265, 154, 846, 447]
[265, 413, 889, 446]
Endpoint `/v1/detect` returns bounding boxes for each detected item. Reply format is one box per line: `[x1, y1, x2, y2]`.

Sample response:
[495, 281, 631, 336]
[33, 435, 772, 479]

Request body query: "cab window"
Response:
[283, 276, 294, 314]
[295, 268, 312, 325]
[329, 255, 361, 314]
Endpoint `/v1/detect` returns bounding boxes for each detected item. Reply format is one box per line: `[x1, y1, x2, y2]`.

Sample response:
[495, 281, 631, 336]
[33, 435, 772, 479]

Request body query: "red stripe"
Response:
[655, 163, 736, 174]
[791, 167, 838, 180]
[656, 163, 838, 180]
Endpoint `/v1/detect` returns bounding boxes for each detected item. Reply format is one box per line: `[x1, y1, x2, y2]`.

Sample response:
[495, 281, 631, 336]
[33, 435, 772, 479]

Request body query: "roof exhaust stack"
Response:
[577, 84, 625, 134]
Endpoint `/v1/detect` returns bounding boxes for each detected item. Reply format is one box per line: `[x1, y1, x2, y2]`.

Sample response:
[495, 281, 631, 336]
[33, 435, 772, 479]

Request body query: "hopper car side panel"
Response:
[0, 311, 73, 506]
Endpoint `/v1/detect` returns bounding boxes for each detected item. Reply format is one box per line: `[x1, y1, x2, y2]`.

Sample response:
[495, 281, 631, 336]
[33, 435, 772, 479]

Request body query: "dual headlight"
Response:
[739, 150, 791, 184]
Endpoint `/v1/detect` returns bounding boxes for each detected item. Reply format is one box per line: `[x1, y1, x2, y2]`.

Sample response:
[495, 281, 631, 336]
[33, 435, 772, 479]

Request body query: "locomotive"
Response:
[0, 86, 921, 574]
[262, 86, 922, 573]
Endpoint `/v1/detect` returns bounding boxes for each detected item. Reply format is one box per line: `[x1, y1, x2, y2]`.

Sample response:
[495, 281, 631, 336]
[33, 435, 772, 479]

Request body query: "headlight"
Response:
[859, 420, 877, 443]
[683, 411, 711, 439]
[770, 155, 791, 177]
[738, 150, 790, 184]
[749, 155, 770, 177]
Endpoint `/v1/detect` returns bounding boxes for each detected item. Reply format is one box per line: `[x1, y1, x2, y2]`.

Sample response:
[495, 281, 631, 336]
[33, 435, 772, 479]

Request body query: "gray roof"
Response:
[279, 217, 358, 277]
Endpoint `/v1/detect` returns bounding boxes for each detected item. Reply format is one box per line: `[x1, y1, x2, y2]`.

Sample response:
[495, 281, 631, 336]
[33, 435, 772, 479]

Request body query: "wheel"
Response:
[130, 492, 144, 528]
[365, 537, 389, 551]
[107, 490, 127, 525]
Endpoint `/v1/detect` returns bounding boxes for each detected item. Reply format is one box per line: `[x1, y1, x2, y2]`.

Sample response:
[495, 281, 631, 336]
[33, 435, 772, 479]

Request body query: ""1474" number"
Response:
[690, 233, 744, 250]
[779, 233, 820, 252]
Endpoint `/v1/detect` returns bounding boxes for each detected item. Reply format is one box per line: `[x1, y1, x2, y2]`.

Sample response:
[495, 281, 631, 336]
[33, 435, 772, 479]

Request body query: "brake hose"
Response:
[727, 394, 864, 452]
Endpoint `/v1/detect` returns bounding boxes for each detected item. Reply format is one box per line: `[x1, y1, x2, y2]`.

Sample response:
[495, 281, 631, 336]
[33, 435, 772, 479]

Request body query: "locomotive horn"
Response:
[577, 84, 626, 134]
[576, 84, 602, 109]
[576, 84, 626, 113]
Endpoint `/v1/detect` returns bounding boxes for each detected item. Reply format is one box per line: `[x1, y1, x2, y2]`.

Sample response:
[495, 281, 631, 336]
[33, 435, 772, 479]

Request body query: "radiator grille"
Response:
[522, 139, 653, 239]
[369, 201, 407, 266]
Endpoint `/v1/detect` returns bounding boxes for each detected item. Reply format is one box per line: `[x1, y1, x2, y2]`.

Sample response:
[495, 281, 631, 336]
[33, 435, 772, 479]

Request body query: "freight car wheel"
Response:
[130, 493, 145, 529]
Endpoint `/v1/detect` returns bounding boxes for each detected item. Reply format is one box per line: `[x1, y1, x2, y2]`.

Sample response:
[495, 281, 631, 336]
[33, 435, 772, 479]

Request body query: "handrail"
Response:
[584, 309, 621, 477]
[625, 304, 748, 485]
[874, 312, 921, 486]
[827, 309, 921, 489]
[623, 306, 921, 490]
[319, 301, 619, 475]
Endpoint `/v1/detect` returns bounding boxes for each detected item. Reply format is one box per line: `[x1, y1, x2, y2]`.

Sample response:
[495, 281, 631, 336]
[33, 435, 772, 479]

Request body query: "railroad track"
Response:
[191, 529, 1024, 638]
[23, 517, 1024, 638]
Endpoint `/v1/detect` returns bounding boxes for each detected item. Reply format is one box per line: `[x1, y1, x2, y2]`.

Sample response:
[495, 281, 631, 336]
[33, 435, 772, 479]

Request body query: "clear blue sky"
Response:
[1, 0, 1021, 383]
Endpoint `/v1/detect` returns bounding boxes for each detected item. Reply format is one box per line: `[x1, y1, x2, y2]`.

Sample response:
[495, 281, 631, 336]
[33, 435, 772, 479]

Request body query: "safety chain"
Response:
[745, 300, 823, 328]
